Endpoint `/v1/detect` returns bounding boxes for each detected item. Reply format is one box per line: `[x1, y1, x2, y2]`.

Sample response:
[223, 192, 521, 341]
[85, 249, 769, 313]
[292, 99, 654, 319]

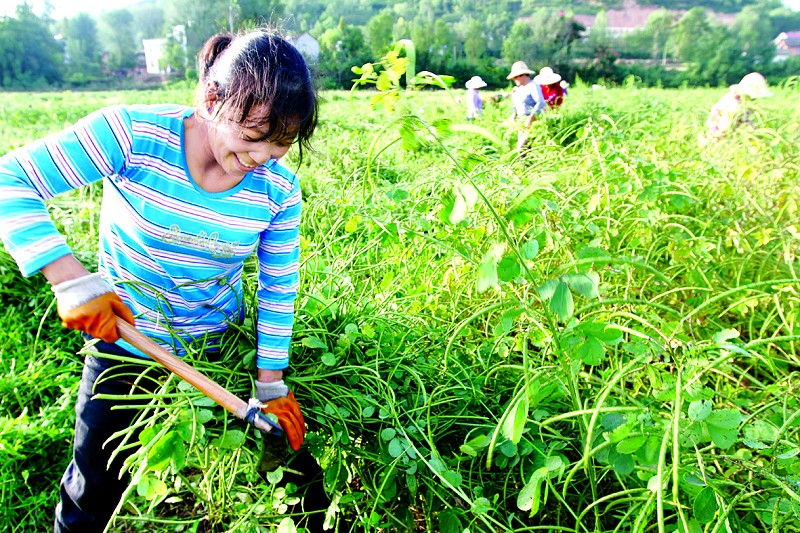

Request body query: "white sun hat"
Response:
[506, 61, 535, 80]
[465, 76, 487, 89]
[731, 72, 773, 99]
[533, 67, 562, 86]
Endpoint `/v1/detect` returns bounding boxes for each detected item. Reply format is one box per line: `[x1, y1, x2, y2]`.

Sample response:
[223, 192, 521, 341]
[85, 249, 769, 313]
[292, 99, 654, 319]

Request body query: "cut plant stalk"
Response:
[115, 318, 288, 470]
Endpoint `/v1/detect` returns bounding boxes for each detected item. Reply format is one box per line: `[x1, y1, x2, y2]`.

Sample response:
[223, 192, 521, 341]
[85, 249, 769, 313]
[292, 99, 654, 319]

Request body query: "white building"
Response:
[142, 38, 166, 74]
[287, 32, 320, 62]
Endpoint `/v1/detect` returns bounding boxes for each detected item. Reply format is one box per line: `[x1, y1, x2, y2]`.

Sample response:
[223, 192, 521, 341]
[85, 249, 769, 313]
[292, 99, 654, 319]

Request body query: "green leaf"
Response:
[471, 497, 492, 514]
[399, 117, 423, 150]
[388, 438, 405, 458]
[693, 487, 719, 524]
[742, 438, 770, 450]
[147, 432, 181, 472]
[616, 435, 647, 454]
[705, 409, 742, 429]
[321, 352, 336, 366]
[706, 424, 738, 449]
[136, 476, 152, 498]
[175, 421, 194, 443]
[267, 468, 284, 485]
[550, 280, 574, 321]
[438, 509, 462, 533]
[380, 428, 396, 441]
[497, 256, 521, 282]
[636, 436, 662, 466]
[216, 430, 245, 450]
[476, 253, 498, 293]
[344, 215, 360, 233]
[277, 517, 298, 533]
[562, 272, 600, 299]
[448, 192, 468, 225]
[139, 424, 160, 446]
[776, 447, 799, 459]
[675, 518, 703, 533]
[608, 448, 635, 475]
[516, 467, 548, 515]
[502, 395, 529, 444]
[463, 434, 490, 451]
[195, 409, 214, 424]
[580, 321, 622, 343]
[170, 438, 186, 471]
[688, 400, 712, 422]
[442, 470, 462, 488]
[712, 329, 739, 343]
[520, 239, 539, 260]
[536, 279, 558, 299]
[576, 336, 605, 365]
[301, 336, 327, 349]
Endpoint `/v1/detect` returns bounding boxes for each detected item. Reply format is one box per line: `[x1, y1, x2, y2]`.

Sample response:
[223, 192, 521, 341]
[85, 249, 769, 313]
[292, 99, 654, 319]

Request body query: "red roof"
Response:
[573, 0, 736, 32]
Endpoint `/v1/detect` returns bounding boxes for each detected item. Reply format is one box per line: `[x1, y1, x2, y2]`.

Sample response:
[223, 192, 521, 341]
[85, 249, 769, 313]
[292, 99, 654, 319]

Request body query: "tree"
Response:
[0, 3, 63, 87]
[164, 0, 227, 70]
[673, 7, 713, 64]
[587, 10, 610, 50]
[132, 4, 166, 40]
[316, 20, 371, 88]
[645, 8, 675, 63]
[732, 4, 776, 65]
[365, 9, 394, 58]
[502, 9, 577, 68]
[64, 13, 102, 82]
[99, 9, 137, 74]
[236, 0, 284, 26]
[460, 18, 486, 66]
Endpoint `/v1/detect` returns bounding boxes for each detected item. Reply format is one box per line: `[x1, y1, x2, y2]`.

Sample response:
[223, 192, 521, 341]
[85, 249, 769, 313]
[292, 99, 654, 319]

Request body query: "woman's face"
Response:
[512, 74, 529, 86]
[207, 106, 294, 179]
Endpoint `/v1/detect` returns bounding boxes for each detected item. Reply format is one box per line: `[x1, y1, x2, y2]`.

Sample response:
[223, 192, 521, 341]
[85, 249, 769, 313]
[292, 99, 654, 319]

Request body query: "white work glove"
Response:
[51, 273, 134, 343]
[255, 379, 290, 402]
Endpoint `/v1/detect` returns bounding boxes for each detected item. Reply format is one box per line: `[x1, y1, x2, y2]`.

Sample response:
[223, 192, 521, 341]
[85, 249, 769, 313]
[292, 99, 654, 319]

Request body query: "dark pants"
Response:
[54, 342, 162, 533]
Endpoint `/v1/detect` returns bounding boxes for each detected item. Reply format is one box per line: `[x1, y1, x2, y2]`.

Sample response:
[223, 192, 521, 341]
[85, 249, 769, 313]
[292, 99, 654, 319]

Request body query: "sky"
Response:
[3, 0, 800, 19]
[3, 0, 144, 19]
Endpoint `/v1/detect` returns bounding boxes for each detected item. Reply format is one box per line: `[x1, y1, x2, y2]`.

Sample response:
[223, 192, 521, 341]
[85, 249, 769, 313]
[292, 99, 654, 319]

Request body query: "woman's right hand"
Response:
[51, 273, 134, 343]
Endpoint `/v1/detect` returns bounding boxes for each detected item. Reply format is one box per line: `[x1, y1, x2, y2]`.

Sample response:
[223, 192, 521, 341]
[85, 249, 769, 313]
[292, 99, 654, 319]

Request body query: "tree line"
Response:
[1, 0, 799, 91]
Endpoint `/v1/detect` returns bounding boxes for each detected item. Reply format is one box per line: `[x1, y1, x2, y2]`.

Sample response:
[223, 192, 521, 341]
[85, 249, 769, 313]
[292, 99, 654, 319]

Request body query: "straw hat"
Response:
[533, 67, 562, 86]
[465, 75, 487, 89]
[506, 61, 535, 80]
[731, 72, 772, 98]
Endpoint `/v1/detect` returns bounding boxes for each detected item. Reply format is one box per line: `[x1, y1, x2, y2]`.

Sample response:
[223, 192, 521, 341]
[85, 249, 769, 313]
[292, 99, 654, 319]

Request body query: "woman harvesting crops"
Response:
[0, 28, 317, 532]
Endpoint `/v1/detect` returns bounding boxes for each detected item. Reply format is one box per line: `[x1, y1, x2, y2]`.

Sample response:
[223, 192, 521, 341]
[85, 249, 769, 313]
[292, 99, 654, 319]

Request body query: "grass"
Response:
[0, 78, 799, 532]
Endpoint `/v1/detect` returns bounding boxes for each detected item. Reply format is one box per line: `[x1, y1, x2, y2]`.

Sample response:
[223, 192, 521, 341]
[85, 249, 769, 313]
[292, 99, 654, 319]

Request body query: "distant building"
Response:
[287, 32, 320, 62]
[142, 38, 166, 74]
[774, 31, 800, 60]
[572, 0, 736, 37]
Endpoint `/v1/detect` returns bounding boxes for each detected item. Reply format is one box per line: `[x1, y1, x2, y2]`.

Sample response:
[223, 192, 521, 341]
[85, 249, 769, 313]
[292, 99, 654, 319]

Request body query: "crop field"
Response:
[1, 78, 799, 533]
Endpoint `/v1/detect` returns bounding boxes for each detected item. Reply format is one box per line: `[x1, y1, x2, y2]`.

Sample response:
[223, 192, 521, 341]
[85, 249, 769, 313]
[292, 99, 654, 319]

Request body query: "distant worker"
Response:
[534, 67, 567, 108]
[505, 61, 545, 151]
[701, 72, 773, 145]
[465, 75, 487, 120]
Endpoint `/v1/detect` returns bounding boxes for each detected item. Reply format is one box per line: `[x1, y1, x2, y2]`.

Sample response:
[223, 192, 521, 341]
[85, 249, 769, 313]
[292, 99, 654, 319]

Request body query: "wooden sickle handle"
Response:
[116, 318, 282, 436]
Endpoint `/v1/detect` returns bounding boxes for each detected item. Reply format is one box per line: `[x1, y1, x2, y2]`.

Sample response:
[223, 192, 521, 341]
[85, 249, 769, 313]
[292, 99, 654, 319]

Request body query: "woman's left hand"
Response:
[256, 380, 306, 451]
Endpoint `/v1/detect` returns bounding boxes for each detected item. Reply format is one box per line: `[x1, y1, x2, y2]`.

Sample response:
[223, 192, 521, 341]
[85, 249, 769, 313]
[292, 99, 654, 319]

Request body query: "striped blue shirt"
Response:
[0, 104, 301, 370]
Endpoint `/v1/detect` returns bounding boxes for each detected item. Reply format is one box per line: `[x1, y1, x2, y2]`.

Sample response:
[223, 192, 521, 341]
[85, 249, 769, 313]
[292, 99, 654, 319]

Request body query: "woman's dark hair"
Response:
[197, 29, 318, 164]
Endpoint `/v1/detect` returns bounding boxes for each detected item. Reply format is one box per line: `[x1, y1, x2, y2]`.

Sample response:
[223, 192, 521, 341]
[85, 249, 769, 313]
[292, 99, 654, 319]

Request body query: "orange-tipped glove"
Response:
[51, 273, 134, 343]
[256, 379, 305, 451]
